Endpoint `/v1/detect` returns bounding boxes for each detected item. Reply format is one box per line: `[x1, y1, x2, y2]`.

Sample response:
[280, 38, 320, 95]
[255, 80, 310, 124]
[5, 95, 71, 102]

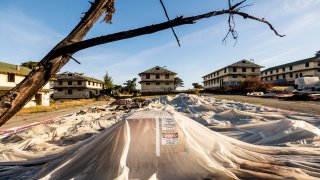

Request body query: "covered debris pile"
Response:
[0, 94, 320, 179]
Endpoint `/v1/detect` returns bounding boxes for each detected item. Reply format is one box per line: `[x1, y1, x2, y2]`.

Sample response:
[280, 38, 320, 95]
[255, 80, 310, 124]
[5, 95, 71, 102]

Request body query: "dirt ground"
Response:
[0, 101, 110, 130]
[206, 94, 320, 116]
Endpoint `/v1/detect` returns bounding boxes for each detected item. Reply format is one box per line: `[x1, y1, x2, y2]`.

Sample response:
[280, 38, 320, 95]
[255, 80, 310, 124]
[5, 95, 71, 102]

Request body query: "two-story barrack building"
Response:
[202, 60, 263, 89]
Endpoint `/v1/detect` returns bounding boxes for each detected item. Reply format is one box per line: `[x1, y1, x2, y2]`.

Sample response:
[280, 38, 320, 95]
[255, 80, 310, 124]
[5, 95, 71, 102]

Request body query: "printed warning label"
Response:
[162, 133, 178, 145]
[161, 118, 176, 131]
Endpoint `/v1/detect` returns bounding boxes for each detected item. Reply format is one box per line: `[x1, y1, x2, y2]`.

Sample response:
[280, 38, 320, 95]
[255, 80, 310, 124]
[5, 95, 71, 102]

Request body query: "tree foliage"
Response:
[123, 78, 137, 93]
[21, 61, 38, 70]
[174, 77, 184, 90]
[192, 83, 204, 89]
[239, 77, 272, 93]
[103, 71, 113, 91]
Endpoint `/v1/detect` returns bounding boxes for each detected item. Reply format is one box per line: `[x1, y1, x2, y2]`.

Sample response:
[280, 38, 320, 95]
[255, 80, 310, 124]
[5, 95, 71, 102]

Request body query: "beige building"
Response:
[0, 61, 50, 107]
[261, 53, 320, 84]
[202, 60, 263, 89]
[139, 66, 176, 94]
[53, 72, 104, 99]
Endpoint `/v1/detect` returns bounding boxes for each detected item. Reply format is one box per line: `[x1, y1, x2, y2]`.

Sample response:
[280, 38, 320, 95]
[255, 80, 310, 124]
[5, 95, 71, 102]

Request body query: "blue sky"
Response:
[0, 0, 320, 89]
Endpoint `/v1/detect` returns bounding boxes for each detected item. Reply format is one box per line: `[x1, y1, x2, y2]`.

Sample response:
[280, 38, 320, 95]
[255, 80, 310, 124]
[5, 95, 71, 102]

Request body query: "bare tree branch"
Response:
[57, 9, 284, 55]
[159, 0, 181, 47]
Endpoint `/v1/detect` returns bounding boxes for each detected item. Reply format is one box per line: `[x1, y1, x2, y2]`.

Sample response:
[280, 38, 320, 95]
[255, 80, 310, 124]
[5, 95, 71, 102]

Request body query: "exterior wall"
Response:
[203, 67, 261, 89]
[140, 74, 175, 81]
[140, 73, 176, 93]
[140, 82, 174, 92]
[261, 61, 320, 83]
[53, 89, 90, 99]
[53, 73, 103, 99]
[0, 74, 26, 87]
[0, 73, 50, 107]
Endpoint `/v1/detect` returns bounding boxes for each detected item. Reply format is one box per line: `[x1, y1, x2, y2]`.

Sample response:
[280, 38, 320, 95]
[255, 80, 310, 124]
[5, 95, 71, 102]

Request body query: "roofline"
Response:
[261, 57, 320, 72]
[201, 64, 263, 78]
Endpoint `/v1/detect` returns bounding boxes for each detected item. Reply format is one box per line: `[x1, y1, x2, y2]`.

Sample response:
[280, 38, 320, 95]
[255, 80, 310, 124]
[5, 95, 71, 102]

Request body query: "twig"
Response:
[159, 0, 181, 47]
[66, 54, 81, 64]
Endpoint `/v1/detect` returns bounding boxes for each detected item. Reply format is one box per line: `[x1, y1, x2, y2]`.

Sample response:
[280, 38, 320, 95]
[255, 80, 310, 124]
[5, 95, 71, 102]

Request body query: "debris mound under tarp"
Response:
[1, 110, 320, 179]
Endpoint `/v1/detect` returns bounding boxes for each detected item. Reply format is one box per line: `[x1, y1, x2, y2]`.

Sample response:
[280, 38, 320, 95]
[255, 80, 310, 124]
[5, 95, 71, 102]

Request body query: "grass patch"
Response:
[18, 99, 97, 114]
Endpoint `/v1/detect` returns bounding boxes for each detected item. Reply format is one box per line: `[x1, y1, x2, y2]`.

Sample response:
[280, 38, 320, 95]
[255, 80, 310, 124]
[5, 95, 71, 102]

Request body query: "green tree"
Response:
[103, 71, 113, 94]
[192, 83, 203, 89]
[123, 78, 137, 93]
[174, 77, 184, 90]
[21, 61, 38, 69]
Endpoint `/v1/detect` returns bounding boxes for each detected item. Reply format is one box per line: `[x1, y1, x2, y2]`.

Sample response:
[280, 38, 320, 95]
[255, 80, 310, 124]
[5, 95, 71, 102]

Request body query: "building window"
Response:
[88, 81, 91, 85]
[270, 70, 273, 74]
[58, 88, 62, 91]
[305, 62, 309, 67]
[156, 67, 160, 70]
[7, 73, 15, 82]
[290, 73, 293, 78]
[68, 89, 72, 95]
[300, 73, 303, 77]
[93, 82, 95, 86]
[58, 81, 63, 85]
[242, 68, 246, 72]
[78, 81, 82, 85]
[232, 75, 237, 78]
[156, 74, 160, 79]
[252, 68, 255, 72]
[224, 68, 227, 73]
[156, 82, 160, 85]
[217, 72, 219, 76]
[146, 83, 150, 85]
[214, 79, 216, 84]
[165, 74, 169, 79]
[264, 72, 267, 75]
[242, 75, 246, 78]
[165, 82, 169, 85]
[271, 76, 273, 80]
[283, 74, 286, 79]
[318, 62, 320, 66]
[290, 66, 293, 70]
[68, 81, 72, 85]
[276, 75, 279, 80]
[146, 74, 150, 79]
[233, 67, 237, 72]
[242, 60, 246, 63]
[282, 67, 285, 72]
[295, 74, 298, 78]
[78, 89, 82, 91]
[276, 69, 279, 73]
[68, 73, 72, 76]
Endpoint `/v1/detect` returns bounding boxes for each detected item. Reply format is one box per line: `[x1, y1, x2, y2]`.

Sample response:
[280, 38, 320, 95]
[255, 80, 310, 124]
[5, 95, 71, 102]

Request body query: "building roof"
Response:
[228, 60, 263, 68]
[261, 56, 320, 72]
[56, 72, 104, 84]
[0, 61, 31, 76]
[202, 59, 262, 77]
[138, 66, 176, 75]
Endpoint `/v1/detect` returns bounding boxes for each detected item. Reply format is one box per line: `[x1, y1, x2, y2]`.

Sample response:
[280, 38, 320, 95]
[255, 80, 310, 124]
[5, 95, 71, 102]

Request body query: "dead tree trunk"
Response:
[0, 0, 284, 126]
[0, 0, 114, 125]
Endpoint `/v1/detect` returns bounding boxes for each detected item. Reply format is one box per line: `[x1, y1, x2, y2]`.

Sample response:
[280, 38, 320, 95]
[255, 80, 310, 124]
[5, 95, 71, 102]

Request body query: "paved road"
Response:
[206, 94, 320, 116]
[0, 101, 110, 130]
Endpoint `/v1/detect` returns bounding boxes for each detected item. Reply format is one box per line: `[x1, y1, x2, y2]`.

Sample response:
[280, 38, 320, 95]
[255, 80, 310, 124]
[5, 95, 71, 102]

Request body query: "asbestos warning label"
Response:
[162, 133, 178, 145]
